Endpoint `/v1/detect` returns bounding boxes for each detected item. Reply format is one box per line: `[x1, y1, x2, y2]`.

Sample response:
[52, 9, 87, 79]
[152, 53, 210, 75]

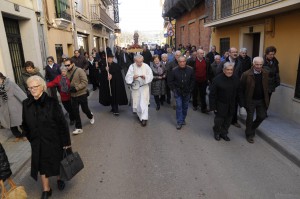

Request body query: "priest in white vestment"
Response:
[125, 55, 153, 126]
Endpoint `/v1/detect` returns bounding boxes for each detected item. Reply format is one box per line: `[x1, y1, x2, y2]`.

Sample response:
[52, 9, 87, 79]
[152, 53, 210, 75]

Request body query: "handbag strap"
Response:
[69, 68, 78, 83]
[0, 180, 7, 198]
[7, 177, 16, 188]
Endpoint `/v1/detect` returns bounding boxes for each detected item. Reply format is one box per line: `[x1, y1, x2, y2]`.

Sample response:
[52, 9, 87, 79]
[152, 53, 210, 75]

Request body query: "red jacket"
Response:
[47, 75, 71, 101]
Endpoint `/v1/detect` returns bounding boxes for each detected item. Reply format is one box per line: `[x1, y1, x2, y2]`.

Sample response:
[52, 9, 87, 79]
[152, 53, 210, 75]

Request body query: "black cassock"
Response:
[99, 61, 128, 106]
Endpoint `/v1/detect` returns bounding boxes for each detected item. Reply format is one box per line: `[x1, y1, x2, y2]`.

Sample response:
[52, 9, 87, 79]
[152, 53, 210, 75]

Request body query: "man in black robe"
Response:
[99, 53, 128, 115]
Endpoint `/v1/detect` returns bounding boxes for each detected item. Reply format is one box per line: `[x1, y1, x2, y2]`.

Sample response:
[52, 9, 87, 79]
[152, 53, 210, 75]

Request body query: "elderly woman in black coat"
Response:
[22, 75, 71, 199]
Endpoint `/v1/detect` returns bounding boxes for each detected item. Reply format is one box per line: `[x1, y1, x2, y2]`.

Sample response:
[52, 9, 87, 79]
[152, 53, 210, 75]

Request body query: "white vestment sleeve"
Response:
[144, 64, 153, 84]
[125, 64, 134, 84]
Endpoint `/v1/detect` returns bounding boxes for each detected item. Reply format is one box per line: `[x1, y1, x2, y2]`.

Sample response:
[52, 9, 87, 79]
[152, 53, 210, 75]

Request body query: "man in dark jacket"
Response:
[45, 56, 61, 101]
[263, 46, 280, 102]
[218, 47, 243, 127]
[166, 50, 181, 104]
[238, 48, 252, 77]
[140, 46, 152, 66]
[189, 49, 213, 113]
[119, 47, 133, 75]
[209, 62, 241, 141]
[240, 57, 269, 143]
[71, 50, 89, 70]
[206, 45, 219, 64]
[168, 56, 195, 130]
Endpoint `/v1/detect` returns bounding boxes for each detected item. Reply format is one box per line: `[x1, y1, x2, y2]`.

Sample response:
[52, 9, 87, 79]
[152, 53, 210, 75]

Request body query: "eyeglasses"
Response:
[65, 64, 71, 67]
[28, 85, 41, 91]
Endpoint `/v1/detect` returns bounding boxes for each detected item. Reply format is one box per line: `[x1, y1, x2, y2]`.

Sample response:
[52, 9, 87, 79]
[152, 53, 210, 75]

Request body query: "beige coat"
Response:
[66, 66, 88, 97]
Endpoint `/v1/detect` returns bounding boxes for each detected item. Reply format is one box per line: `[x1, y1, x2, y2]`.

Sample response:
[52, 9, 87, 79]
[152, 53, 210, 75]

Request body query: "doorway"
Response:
[252, 33, 260, 58]
[3, 17, 25, 85]
[242, 32, 261, 58]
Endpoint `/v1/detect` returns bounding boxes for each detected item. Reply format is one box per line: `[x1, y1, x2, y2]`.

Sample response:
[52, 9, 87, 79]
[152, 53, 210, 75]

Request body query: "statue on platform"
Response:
[128, 31, 143, 53]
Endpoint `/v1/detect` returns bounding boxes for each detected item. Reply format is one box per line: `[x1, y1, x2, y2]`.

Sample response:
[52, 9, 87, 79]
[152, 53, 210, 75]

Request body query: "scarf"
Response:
[154, 63, 163, 75]
[60, 76, 69, 93]
[0, 80, 8, 102]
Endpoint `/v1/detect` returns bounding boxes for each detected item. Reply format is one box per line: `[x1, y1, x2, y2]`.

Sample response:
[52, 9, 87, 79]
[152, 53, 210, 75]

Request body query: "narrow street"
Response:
[15, 91, 300, 199]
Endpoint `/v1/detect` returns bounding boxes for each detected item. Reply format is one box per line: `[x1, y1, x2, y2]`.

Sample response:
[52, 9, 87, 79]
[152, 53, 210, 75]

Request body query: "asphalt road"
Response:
[15, 90, 300, 199]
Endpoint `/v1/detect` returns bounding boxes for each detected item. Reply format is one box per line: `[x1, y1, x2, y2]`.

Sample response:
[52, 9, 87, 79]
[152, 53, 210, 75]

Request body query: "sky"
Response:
[118, 0, 164, 32]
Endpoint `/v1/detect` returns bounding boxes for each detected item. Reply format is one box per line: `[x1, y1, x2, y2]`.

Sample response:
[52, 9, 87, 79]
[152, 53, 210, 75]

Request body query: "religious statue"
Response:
[128, 31, 143, 53]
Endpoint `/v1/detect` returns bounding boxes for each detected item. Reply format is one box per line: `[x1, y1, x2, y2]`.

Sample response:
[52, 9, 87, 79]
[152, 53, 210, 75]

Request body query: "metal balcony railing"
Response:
[55, 0, 71, 21]
[205, 0, 281, 23]
[56, 11, 71, 21]
[90, 4, 117, 30]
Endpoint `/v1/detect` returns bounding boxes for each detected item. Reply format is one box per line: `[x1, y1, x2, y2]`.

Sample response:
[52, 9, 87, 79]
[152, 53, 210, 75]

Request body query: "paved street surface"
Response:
[14, 90, 300, 199]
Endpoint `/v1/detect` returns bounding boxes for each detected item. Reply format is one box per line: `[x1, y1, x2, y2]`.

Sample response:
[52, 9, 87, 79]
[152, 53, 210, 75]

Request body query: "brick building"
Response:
[163, 0, 212, 52]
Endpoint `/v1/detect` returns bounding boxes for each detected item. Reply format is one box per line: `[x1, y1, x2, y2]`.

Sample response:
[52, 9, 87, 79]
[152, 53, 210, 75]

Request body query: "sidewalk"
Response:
[239, 112, 300, 167]
[0, 129, 31, 177]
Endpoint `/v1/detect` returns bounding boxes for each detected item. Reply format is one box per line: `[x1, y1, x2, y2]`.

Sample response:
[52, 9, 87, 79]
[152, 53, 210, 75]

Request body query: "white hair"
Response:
[240, 48, 247, 53]
[27, 75, 46, 91]
[253, 57, 264, 64]
[134, 54, 144, 61]
[60, 65, 68, 71]
[161, 53, 168, 58]
[175, 50, 181, 56]
[214, 55, 221, 59]
[178, 56, 186, 61]
[223, 62, 235, 69]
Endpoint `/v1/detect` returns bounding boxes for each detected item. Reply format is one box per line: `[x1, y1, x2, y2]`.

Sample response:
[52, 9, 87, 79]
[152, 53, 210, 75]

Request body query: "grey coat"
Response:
[150, 64, 167, 96]
[0, 78, 27, 128]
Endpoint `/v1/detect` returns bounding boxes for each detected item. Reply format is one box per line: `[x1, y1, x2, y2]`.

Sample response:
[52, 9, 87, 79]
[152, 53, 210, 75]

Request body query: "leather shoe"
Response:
[214, 134, 220, 141]
[232, 123, 241, 128]
[141, 120, 147, 127]
[220, 135, 230, 141]
[57, 180, 65, 191]
[246, 137, 254, 143]
[176, 124, 182, 130]
[41, 188, 52, 199]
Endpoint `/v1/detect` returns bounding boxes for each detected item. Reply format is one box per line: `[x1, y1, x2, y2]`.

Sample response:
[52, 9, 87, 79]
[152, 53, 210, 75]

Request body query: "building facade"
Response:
[0, 0, 44, 84]
[0, 0, 119, 86]
[205, 0, 300, 123]
[163, 0, 212, 52]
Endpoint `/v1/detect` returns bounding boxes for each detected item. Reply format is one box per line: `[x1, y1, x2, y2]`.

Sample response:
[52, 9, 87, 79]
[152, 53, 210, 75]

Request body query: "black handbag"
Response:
[0, 143, 12, 181]
[60, 149, 84, 181]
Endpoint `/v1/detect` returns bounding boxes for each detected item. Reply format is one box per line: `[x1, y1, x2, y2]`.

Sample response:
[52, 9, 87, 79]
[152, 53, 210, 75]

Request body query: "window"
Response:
[55, 0, 71, 21]
[295, 56, 300, 99]
[220, 37, 230, 56]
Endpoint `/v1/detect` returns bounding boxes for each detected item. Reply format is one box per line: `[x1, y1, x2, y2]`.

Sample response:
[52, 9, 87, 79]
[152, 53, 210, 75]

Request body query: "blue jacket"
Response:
[45, 63, 61, 82]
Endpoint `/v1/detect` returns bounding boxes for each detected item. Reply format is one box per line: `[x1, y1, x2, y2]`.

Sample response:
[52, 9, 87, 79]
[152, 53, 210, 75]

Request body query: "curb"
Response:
[238, 117, 300, 168]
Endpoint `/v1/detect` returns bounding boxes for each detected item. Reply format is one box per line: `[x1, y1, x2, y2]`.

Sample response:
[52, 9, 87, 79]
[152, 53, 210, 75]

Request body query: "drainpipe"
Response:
[34, 0, 49, 67]
[71, 0, 78, 50]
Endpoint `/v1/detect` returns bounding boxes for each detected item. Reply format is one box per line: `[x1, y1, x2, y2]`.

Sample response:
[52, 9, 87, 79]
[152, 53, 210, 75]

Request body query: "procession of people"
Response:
[0, 42, 280, 198]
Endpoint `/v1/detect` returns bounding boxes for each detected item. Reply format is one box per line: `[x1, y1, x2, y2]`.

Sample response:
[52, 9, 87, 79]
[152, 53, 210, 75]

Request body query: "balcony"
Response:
[90, 4, 118, 31]
[163, 0, 202, 18]
[55, 0, 71, 29]
[205, 0, 300, 27]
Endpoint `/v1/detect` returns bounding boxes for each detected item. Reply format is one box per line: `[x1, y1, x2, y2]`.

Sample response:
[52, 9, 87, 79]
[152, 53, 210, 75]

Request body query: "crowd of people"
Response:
[0, 43, 280, 198]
